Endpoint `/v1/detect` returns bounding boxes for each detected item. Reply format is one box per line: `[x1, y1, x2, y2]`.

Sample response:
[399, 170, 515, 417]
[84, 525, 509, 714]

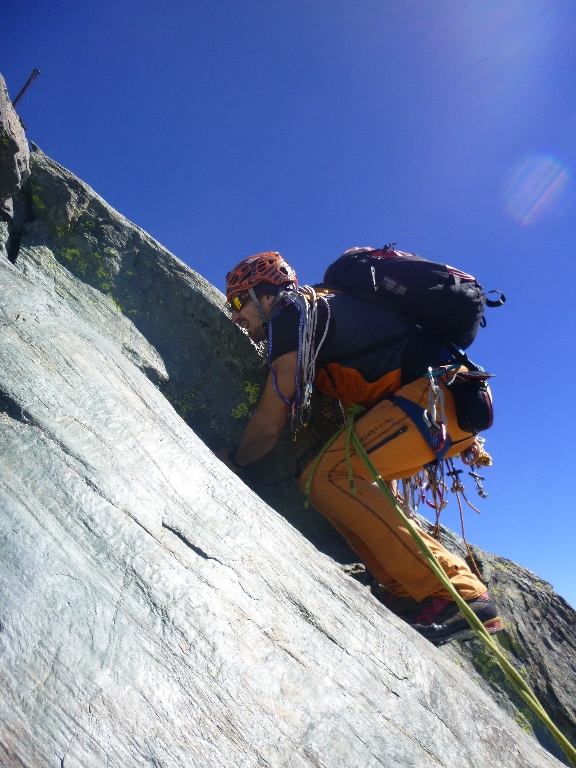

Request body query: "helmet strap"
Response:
[248, 288, 270, 329]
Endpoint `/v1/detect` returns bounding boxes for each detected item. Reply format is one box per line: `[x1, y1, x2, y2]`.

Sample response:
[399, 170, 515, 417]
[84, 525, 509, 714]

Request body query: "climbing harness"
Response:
[304, 406, 576, 767]
[392, 366, 491, 579]
[268, 286, 332, 435]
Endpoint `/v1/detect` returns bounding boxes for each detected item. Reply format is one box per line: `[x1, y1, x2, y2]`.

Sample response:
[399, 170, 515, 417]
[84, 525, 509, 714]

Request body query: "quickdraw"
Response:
[461, 437, 490, 497]
[396, 444, 488, 571]
[423, 366, 448, 453]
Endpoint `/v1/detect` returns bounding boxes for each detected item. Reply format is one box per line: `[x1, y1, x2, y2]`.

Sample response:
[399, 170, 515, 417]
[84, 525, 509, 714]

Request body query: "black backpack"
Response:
[323, 245, 504, 350]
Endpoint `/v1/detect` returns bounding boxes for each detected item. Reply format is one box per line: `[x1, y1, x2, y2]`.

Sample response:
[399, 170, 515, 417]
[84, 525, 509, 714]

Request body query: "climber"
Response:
[216, 251, 503, 646]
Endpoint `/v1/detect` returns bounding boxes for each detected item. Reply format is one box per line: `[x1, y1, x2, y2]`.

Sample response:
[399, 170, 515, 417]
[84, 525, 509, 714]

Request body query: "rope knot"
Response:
[347, 403, 365, 420]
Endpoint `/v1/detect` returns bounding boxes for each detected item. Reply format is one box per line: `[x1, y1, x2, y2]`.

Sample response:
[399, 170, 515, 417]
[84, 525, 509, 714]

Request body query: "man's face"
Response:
[231, 295, 273, 342]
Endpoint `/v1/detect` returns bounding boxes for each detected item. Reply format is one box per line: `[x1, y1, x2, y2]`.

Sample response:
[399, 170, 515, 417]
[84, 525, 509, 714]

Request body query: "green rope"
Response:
[305, 405, 576, 767]
[303, 426, 346, 507]
[344, 406, 361, 494]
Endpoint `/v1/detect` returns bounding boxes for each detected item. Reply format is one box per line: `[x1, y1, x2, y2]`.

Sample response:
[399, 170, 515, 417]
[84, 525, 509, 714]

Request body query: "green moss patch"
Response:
[231, 381, 261, 418]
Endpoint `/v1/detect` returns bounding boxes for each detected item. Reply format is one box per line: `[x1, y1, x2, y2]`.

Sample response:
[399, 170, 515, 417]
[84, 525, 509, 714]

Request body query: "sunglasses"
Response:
[229, 292, 250, 311]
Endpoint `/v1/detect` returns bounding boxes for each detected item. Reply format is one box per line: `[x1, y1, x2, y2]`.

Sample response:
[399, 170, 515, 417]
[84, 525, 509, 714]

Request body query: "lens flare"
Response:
[504, 154, 570, 225]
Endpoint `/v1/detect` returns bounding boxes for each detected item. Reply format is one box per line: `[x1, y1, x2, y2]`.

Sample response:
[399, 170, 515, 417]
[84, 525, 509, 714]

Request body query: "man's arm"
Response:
[218, 351, 297, 469]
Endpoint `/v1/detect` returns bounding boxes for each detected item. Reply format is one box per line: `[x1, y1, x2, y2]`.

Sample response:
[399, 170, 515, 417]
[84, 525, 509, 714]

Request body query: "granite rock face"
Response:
[0, 73, 31, 267]
[0, 74, 30, 207]
[10, 149, 354, 564]
[0, 139, 574, 765]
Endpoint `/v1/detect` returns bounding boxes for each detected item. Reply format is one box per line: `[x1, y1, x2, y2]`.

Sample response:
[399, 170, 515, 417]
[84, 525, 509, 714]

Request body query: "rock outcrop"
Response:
[0, 74, 30, 206]
[0, 75, 30, 276]
[1, 140, 575, 765]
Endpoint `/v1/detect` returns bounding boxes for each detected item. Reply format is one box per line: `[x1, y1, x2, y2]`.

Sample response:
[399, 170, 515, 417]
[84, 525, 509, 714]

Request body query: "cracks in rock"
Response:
[0, 389, 228, 579]
[161, 522, 225, 566]
[5, 180, 35, 264]
[237, 579, 259, 603]
[425, 706, 462, 747]
[1, 402, 163, 561]
[72, 474, 164, 561]
[0, 391, 89, 476]
[377, 712, 447, 766]
[284, 594, 343, 649]
[0, 389, 34, 423]
[347, 725, 398, 768]
[6, 227, 22, 264]
[346, 644, 410, 683]
[1, 392, 153, 528]
[100, 570, 128, 669]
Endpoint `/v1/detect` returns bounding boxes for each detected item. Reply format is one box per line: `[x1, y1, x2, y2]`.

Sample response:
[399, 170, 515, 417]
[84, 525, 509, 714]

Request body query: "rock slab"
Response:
[0, 121, 573, 766]
[0, 245, 563, 768]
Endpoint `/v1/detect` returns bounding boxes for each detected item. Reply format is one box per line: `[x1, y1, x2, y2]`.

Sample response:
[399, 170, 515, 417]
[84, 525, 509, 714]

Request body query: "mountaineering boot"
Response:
[406, 591, 504, 646]
[371, 583, 423, 620]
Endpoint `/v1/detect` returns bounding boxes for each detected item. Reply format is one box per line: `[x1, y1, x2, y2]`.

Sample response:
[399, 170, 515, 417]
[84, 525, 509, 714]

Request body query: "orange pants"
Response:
[299, 376, 486, 602]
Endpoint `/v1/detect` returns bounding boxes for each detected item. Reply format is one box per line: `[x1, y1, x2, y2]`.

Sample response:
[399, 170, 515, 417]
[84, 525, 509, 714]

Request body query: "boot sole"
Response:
[431, 616, 504, 647]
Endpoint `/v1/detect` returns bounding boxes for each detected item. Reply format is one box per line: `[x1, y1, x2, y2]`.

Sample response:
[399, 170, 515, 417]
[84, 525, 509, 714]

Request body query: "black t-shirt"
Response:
[268, 300, 334, 362]
[268, 295, 447, 386]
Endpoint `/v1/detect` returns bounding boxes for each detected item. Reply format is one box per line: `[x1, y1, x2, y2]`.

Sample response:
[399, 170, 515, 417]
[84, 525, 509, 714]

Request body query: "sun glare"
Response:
[504, 153, 570, 225]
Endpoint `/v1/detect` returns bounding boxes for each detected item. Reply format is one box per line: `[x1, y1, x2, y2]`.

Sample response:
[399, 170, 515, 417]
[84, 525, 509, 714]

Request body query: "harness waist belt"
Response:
[393, 395, 452, 461]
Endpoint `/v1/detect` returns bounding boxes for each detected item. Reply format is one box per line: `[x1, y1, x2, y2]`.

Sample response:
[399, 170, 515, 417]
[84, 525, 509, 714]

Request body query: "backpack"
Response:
[323, 245, 504, 350]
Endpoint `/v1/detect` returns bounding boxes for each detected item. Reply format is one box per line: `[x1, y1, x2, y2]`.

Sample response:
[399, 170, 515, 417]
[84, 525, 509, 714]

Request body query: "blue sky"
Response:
[3, 0, 576, 606]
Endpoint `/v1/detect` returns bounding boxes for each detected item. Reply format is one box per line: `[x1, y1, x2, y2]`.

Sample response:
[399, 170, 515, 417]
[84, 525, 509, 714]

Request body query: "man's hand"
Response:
[217, 352, 298, 470]
[215, 448, 239, 472]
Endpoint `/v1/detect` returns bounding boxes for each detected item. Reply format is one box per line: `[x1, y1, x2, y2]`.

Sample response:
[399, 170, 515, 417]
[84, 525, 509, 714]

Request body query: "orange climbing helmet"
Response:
[226, 252, 297, 309]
